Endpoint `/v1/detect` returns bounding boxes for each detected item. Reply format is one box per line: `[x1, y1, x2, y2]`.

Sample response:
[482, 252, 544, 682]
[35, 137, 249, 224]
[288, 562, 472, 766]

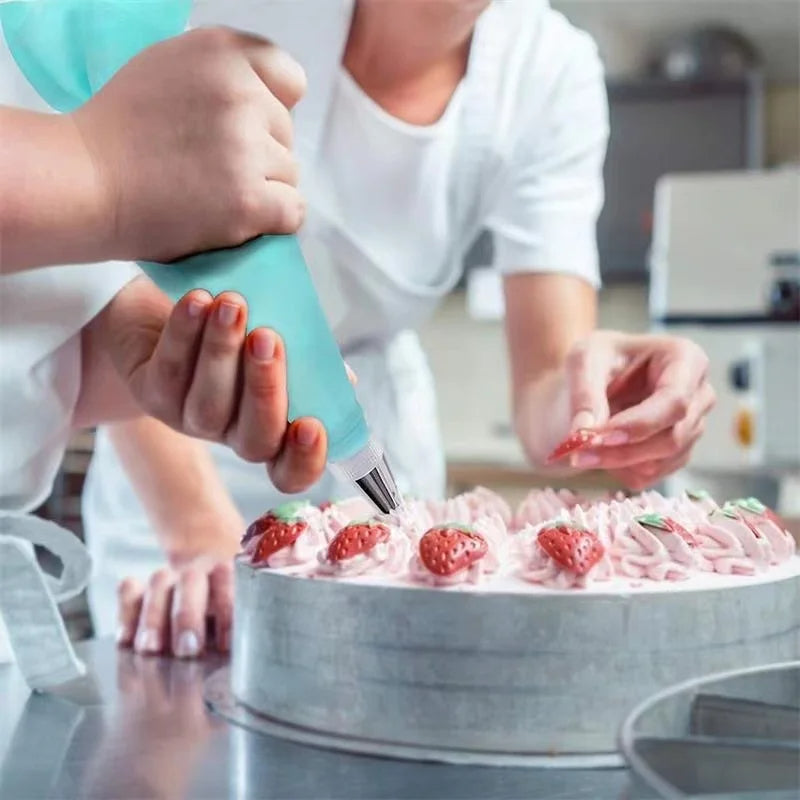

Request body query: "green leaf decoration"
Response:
[636, 513, 669, 530]
[272, 500, 310, 521]
[733, 497, 766, 514]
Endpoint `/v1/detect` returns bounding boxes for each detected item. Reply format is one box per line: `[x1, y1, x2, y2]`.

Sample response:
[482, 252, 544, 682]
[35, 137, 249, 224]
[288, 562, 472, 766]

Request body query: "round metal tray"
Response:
[619, 661, 800, 799]
[205, 667, 622, 769]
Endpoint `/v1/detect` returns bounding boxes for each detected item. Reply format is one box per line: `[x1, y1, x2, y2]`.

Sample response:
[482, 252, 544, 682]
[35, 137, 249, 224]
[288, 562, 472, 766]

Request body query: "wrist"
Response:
[159, 508, 245, 567]
[67, 106, 120, 261]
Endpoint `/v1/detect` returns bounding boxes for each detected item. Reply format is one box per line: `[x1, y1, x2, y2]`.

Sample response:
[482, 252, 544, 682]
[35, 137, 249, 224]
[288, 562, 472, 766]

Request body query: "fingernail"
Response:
[116, 625, 131, 647]
[251, 330, 275, 362]
[295, 420, 317, 447]
[216, 301, 240, 327]
[135, 628, 160, 654]
[572, 412, 596, 430]
[175, 630, 200, 659]
[601, 430, 629, 446]
[572, 453, 601, 468]
[187, 297, 208, 318]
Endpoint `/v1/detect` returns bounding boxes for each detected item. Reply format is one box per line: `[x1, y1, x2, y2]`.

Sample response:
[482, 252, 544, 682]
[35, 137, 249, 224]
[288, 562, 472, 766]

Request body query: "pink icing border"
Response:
[241, 489, 797, 591]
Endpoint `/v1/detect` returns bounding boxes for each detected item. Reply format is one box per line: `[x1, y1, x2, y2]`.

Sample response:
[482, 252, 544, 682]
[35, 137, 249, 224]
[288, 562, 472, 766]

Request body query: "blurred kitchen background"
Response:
[37, 0, 800, 636]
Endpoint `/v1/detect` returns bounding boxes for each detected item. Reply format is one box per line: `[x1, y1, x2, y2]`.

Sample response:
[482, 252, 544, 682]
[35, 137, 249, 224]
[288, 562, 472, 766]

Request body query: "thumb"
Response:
[565, 341, 616, 431]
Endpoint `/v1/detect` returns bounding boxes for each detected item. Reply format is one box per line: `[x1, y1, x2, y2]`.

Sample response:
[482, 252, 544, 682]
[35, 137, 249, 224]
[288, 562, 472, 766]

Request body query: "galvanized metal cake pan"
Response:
[232, 561, 800, 757]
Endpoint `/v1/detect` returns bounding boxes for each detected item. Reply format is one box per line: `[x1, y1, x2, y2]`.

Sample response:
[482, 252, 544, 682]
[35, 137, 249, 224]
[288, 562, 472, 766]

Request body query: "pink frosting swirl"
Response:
[244, 505, 328, 570]
[243, 489, 795, 588]
[408, 524, 499, 588]
[316, 532, 410, 578]
[612, 516, 696, 582]
[695, 508, 778, 575]
[517, 522, 612, 589]
[732, 501, 796, 564]
[513, 488, 582, 531]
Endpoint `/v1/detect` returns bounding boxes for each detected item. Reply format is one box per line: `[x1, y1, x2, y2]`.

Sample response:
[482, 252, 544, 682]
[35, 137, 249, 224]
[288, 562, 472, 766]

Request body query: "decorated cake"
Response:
[231, 486, 800, 762]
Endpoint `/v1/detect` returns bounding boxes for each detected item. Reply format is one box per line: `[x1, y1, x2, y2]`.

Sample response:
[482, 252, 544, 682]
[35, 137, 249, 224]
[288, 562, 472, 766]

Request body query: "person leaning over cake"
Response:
[69, 0, 713, 658]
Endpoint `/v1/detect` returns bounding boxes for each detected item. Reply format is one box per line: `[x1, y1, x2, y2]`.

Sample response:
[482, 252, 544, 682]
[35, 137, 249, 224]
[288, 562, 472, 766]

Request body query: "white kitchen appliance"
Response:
[649, 168, 800, 511]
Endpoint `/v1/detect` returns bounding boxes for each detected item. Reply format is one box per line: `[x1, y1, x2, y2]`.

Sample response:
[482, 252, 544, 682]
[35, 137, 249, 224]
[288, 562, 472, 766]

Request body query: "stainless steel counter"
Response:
[0, 639, 638, 800]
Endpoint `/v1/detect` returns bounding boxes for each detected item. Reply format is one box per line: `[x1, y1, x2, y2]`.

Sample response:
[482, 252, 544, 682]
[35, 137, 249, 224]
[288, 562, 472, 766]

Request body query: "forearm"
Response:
[503, 273, 597, 465]
[106, 417, 244, 563]
[0, 107, 113, 273]
[73, 289, 144, 430]
[504, 273, 597, 404]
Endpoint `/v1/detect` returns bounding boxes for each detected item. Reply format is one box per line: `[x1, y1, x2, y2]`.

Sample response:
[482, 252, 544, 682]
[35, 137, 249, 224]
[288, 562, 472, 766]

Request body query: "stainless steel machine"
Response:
[649, 168, 800, 514]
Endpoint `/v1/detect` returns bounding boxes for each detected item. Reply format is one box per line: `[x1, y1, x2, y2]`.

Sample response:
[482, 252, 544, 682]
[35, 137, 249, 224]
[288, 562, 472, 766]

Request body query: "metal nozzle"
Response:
[354, 454, 402, 514]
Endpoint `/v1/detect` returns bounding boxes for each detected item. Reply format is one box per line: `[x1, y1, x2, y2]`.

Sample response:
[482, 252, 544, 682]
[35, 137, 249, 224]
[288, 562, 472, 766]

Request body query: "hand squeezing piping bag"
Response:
[1, 0, 401, 513]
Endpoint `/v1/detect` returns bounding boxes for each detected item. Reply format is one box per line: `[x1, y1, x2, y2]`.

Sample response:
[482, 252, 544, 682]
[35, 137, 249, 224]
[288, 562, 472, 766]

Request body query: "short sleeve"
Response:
[485, 25, 609, 287]
[0, 262, 140, 513]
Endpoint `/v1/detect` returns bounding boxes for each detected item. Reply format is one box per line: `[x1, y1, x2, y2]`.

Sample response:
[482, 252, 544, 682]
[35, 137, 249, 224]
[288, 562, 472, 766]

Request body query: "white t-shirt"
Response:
[319, 67, 465, 289]
[83, 2, 610, 635]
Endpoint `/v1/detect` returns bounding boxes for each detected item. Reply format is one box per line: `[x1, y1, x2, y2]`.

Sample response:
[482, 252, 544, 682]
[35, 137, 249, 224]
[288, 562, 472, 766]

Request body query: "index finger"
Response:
[565, 341, 616, 431]
[117, 577, 145, 648]
[242, 35, 307, 110]
[209, 562, 234, 654]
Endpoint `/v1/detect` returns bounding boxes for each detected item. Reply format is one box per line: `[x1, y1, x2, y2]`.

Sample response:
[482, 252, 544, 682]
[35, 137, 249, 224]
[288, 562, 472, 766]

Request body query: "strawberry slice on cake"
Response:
[242, 501, 325, 569]
[317, 521, 408, 577]
[410, 524, 491, 586]
[521, 522, 606, 589]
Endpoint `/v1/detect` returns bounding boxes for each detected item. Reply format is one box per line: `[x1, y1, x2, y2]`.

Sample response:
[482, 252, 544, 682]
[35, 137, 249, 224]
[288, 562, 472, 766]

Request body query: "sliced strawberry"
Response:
[419, 525, 488, 576]
[241, 500, 308, 546]
[327, 522, 390, 562]
[537, 524, 604, 575]
[637, 513, 698, 547]
[546, 429, 600, 464]
[250, 517, 307, 564]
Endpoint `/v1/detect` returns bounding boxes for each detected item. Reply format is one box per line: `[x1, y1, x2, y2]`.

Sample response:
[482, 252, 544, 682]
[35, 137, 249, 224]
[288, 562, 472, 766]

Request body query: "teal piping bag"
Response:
[1, 0, 401, 512]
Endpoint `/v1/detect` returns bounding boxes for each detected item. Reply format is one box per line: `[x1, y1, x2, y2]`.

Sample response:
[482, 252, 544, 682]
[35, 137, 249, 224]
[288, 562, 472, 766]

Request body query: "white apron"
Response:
[82, 0, 547, 634]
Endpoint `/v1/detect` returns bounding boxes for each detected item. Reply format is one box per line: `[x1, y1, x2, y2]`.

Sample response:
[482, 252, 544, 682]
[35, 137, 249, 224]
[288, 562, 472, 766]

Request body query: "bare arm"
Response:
[503, 272, 597, 467]
[1, 29, 306, 273]
[0, 108, 112, 272]
[106, 417, 243, 563]
[107, 416, 244, 659]
[503, 272, 714, 489]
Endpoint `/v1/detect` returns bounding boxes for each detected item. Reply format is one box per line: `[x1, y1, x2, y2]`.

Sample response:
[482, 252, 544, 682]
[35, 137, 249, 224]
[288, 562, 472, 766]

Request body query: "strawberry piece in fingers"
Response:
[546, 428, 600, 464]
